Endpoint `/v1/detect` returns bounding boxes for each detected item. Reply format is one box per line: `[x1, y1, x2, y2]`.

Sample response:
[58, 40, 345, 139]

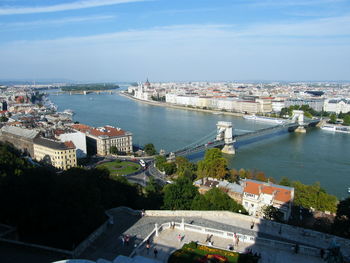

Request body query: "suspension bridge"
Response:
[167, 110, 320, 158]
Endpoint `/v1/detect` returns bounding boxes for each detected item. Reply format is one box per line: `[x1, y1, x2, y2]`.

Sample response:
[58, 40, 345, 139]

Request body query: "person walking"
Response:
[125, 234, 130, 246]
[153, 248, 158, 258]
[146, 240, 150, 254]
[177, 234, 182, 243]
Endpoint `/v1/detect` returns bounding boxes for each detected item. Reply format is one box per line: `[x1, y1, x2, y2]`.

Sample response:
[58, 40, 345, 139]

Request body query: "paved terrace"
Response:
[80, 209, 349, 263]
[134, 228, 323, 263]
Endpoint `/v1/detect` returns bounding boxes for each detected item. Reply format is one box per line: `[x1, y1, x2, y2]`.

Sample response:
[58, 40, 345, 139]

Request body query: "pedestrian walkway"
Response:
[135, 228, 324, 263]
[80, 209, 141, 261]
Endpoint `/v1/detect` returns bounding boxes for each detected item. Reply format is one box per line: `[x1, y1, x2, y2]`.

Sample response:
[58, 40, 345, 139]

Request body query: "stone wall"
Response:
[0, 131, 35, 157]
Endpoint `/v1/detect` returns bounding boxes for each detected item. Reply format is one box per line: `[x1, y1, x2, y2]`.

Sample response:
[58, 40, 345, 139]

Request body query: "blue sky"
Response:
[0, 0, 349, 82]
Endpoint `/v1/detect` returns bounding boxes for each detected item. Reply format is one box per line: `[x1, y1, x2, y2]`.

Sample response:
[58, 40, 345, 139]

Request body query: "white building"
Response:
[324, 99, 350, 114]
[57, 130, 87, 158]
[242, 179, 294, 221]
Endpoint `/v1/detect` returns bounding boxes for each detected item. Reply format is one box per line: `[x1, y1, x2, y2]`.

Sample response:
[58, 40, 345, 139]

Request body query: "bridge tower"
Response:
[292, 110, 306, 133]
[216, 121, 235, 154]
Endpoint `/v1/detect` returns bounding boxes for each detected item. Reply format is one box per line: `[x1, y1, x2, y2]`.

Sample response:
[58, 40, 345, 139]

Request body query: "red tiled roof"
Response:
[64, 141, 75, 149]
[244, 181, 260, 195]
[71, 124, 126, 137]
[54, 129, 65, 136]
[244, 181, 292, 203]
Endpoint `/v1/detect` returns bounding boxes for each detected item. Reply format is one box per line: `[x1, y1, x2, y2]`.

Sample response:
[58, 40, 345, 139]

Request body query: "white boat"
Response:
[63, 109, 75, 116]
[321, 124, 350, 134]
[243, 115, 285, 124]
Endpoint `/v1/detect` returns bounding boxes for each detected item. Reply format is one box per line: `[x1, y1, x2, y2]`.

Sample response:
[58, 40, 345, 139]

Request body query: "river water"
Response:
[49, 90, 350, 199]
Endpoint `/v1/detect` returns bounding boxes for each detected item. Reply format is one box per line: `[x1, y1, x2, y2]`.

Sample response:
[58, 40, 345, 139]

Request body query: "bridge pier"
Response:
[292, 110, 306, 133]
[217, 121, 235, 155]
[295, 126, 306, 133]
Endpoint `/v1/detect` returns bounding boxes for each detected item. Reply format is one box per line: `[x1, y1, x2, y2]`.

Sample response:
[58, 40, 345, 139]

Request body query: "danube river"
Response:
[49, 90, 350, 199]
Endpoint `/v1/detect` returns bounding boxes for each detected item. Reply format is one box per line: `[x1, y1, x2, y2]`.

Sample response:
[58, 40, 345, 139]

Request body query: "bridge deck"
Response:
[173, 119, 319, 157]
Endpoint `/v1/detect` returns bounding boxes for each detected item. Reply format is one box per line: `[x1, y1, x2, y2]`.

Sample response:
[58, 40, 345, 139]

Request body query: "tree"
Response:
[175, 156, 196, 180]
[329, 113, 337, 124]
[197, 149, 228, 180]
[163, 162, 177, 175]
[343, 114, 350, 126]
[155, 155, 167, 170]
[279, 177, 292, 187]
[110, 146, 118, 154]
[227, 169, 240, 184]
[332, 197, 350, 238]
[0, 116, 8, 122]
[292, 181, 337, 213]
[262, 205, 284, 222]
[163, 176, 199, 210]
[255, 171, 267, 182]
[144, 143, 156, 156]
[143, 176, 163, 209]
[191, 188, 247, 213]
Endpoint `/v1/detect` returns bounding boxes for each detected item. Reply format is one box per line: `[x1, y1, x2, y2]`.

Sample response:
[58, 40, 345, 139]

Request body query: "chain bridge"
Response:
[167, 110, 320, 158]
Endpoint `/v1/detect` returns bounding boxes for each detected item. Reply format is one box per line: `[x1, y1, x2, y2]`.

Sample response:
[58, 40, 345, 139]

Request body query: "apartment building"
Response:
[33, 137, 77, 170]
[71, 124, 132, 156]
[324, 99, 350, 114]
[242, 179, 294, 221]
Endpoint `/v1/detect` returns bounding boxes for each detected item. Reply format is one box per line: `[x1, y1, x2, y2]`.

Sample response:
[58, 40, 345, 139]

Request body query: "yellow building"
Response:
[33, 137, 77, 170]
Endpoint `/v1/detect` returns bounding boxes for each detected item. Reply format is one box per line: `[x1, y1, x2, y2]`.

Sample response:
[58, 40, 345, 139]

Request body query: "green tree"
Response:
[0, 116, 8, 122]
[279, 177, 292, 187]
[329, 113, 337, 124]
[144, 143, 156, 156]
[175, 156, 196, 180]
[332, 197, 350, 238]
[163, 162, 177, 175]
[343, 114, 350, 126]
[191, 188, 247, 213]
[262, 205, 284, 222]
[109, 146, 118, 154]
[163, 176, 199, 210]
[197, 149, 228, 180]
[155, 155, 167, 171]
[292, 181, 337, 213]
[143, 176, 163, 209]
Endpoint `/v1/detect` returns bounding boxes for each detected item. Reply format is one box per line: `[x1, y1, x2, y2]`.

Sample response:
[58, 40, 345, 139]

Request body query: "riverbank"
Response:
[119, 91, 244, 117]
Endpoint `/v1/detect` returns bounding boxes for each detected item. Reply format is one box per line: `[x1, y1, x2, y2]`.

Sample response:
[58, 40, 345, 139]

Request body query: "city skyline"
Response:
[0, 0, 350, 82]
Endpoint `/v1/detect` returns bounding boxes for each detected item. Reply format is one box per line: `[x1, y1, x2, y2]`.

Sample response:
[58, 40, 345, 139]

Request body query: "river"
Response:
[49, 89, 350, 199]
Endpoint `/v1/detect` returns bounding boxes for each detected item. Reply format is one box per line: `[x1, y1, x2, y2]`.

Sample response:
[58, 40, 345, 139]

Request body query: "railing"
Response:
[130, 220, 321, 259]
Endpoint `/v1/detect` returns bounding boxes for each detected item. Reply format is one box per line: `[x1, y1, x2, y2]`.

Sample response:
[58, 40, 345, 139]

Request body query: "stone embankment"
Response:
[119, 92, 244, 117]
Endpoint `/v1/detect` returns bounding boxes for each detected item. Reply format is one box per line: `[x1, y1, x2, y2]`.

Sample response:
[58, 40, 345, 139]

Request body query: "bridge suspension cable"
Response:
[172, 129, 217, 153]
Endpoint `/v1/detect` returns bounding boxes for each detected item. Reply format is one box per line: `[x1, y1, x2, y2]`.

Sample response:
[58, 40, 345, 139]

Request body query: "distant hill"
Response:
[61, 83, 120, 92]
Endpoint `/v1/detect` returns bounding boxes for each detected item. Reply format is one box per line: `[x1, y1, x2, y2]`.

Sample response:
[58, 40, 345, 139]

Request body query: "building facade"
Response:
[242, 179, 294, 221]
[324, 99, 350, 114]
[57, 130, 87, 158]
[33, 137, 77, 170]
[71, 124, 133, 156]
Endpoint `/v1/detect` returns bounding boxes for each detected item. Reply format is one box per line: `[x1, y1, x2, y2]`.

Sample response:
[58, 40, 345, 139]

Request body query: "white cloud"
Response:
[0, 20, 349, 81]
[0, 15, 116, 30]
[246, 0, 345, 7]
[0, 0, 147, 15]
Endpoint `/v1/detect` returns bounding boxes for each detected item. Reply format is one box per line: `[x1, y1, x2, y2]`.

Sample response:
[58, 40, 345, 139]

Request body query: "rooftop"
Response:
[71, 124, 130, 138]
[243, 179, 293, 203]
[33, 137, 75, 150]
[1, 125, 39, 139]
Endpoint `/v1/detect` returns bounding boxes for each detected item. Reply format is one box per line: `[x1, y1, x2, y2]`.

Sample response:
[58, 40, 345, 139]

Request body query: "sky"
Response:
[0, 0, 349, 82]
